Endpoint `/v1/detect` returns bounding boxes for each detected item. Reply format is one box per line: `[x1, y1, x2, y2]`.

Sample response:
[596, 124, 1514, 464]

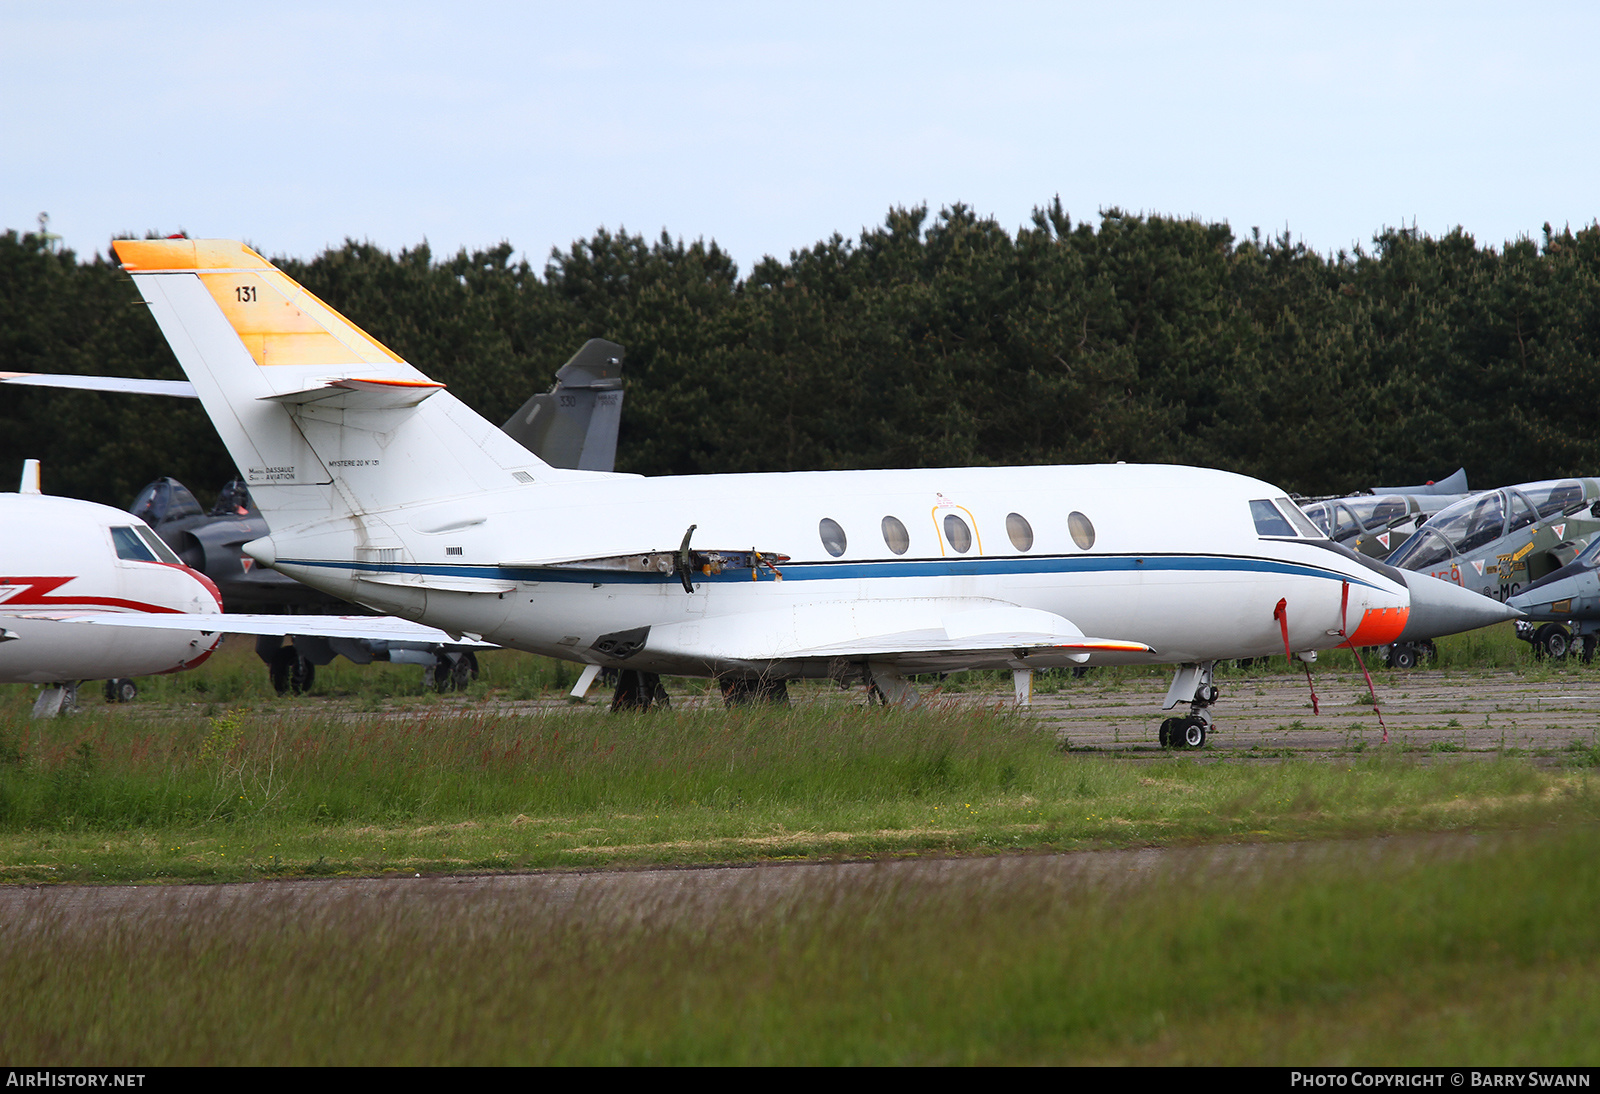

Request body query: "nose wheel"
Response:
[1159, 714, 1209, 749]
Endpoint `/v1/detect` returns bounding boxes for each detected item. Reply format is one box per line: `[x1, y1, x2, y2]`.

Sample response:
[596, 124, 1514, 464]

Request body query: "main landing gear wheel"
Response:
[719, 677, 790, 707]
[269, 647, 315, 696]
[433, 652, 475, 692]
[1388, 643, 1419, 670]
[611, 669, 670, 712]
[1532, 624, 1571, 662]
[102, 678, 137, 703]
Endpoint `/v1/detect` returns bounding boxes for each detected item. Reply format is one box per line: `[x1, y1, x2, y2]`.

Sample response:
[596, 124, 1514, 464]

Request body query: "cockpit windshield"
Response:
[1523, 479, 1588, 518]
[1345, 496, 1408, 527]
[129, 477, 203, 525]
[1299, 496, 1406, 542]
[1252, 499, 1325, 540]
[1300, 502, 1333, 535]
[1389, 490, 1507, 569]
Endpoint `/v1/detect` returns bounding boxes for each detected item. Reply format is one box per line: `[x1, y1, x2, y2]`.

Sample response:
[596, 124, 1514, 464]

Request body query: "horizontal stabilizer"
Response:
[0, 372, 197, 398]
[49, 612, 498, 647]
[262, 377, 445, 410]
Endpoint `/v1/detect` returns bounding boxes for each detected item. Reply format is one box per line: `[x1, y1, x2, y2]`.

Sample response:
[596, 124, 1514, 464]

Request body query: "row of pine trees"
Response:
[4, 200, 1598, 509]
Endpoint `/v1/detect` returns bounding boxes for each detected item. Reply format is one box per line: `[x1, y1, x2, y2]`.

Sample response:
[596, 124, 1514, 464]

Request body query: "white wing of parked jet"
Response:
[53, 612, 497, 648]
[638, 601, 1152, 674]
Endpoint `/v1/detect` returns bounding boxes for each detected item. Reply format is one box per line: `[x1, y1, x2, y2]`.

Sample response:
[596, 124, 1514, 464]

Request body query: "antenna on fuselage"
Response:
[18, 459, 41, 494]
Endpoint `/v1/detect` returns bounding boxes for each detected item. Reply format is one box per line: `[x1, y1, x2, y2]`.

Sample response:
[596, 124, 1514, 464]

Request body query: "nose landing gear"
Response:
[1159, 661, 1216, 750]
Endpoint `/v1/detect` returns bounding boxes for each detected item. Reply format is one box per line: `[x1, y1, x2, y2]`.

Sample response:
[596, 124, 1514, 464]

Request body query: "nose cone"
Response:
[1507, 576, 1578, 618]
[1398, 573, 1521, 641]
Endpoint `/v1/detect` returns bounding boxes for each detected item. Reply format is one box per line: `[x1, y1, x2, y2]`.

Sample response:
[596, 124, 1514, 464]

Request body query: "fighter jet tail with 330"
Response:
[91, 238, 1514, 745]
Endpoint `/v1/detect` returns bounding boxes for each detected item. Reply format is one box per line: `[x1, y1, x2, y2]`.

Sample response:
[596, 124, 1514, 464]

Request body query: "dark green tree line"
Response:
[4, 203, 1599, 510]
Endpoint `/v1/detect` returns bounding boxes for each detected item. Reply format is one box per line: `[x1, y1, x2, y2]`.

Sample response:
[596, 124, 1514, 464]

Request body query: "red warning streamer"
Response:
[1273, 597, 1320, 715]
[1338, 581, 1389, 744]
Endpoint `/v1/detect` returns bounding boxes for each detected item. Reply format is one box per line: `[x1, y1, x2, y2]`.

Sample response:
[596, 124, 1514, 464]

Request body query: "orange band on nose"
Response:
[1343, 605, 1410, 647]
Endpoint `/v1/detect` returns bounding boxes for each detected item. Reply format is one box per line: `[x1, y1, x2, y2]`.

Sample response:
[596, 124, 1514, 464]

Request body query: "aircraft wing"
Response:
[0, 372, 197, 397]
[48, 613, 498, 648]
[637, 601, 1153, 674]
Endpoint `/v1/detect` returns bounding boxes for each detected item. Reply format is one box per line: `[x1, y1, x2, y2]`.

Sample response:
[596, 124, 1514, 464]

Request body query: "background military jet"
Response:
[1384, 477, 1600, 665]
[1297, 469, 1472, 561]
[1505, 538, 1600, 662]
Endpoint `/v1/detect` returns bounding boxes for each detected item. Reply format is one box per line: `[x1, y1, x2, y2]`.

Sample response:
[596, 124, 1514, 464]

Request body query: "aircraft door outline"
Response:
[930, 501, 984, 557]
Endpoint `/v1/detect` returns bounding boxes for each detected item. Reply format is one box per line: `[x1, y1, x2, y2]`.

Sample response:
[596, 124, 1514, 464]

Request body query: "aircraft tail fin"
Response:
[501, 338, 625, 472]
[113, 239, 576, 525]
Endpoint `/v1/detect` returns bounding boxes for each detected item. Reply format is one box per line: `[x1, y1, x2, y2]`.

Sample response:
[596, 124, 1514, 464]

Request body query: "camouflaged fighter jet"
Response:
[1383, 477, 1600, 665]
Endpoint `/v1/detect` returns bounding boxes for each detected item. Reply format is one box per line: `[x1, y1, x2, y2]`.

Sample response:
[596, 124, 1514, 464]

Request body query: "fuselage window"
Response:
[111, 526, 158, 562]
[1068, 511, 1095, 550]
[819, 517, 847, 557]
[943, 513, 973, 554]
[1005, 513, 1033, 552]
[881, 515, 910, 555]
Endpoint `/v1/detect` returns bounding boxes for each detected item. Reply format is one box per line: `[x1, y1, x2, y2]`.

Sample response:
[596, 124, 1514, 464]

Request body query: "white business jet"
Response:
[91, 238, 1514, 745]
[1, 460, 224, 715]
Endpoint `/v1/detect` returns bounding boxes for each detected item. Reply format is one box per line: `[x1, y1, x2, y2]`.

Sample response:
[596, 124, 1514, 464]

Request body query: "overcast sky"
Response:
[4, 2, 1595, 274]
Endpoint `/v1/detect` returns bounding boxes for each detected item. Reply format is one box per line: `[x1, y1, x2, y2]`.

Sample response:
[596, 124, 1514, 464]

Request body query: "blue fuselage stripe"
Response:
[276, 554, 1382, 590]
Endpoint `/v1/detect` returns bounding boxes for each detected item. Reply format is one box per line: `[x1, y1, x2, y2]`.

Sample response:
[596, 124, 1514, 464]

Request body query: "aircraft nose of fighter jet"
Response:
[1505, 584, 1544, 613]
[1398, 573, 1522, 642]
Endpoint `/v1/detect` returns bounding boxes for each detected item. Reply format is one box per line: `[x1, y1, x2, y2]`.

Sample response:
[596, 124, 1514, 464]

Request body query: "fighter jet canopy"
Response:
[129, 477, 203, 525]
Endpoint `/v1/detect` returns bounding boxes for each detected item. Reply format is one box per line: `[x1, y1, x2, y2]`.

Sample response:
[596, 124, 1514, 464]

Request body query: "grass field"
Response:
[2, 652, 1596, 883]
[4, 825, 1596, 1064]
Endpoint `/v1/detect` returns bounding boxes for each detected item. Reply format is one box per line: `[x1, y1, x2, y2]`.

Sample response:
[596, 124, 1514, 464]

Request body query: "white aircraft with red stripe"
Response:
[4, 459, 500, 715]
[86, 238, 1515, 745]
[1, 461, 224, 713]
